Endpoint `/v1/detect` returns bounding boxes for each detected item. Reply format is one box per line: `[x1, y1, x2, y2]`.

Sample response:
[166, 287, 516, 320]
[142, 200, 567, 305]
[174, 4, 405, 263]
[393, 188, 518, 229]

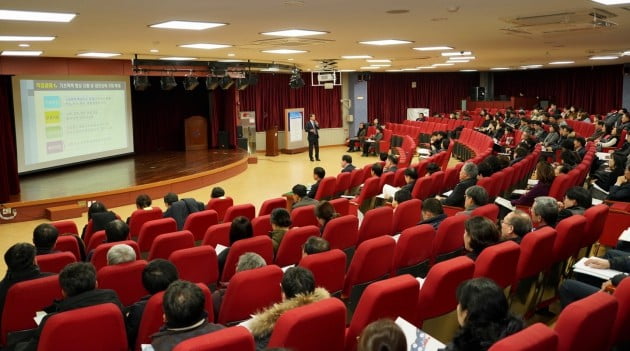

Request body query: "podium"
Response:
[184, 116, 208, 151]
[266, 126, 279, 156]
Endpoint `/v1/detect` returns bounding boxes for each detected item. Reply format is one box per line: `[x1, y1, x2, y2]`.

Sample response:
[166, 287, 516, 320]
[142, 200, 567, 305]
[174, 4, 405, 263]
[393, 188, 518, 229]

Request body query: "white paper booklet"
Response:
[215, 244, 228, 256]
[395, 317, 445, 351]
[495, 196, 515, 211]
[618, 227, 630, 243]
[382, 184, 400, 199]
[573, 257, 623, 280]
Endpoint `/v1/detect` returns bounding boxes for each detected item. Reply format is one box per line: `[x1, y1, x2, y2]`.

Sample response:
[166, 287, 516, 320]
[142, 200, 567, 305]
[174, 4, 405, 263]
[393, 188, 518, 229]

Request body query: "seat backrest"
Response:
[221, 236, 274, 282]
[329, 198, 350, 217]
[470, 203, 500, 222]
[201, 222, 232, 247]
[515, 227, 556, 281]
[349, 169, 364, 189]
[432, 215, 467, 263]
[36, 252, 77, 274]
[267, 298, 346, 351]
[429, 171, 446, 196]
[392, 224, 435, 275]
[553, 215, 586, 263]
[473, 240, 521, 288]
[258, 197, 288, 217]
[223, 204, 256, 223]
[548, 174, 571, 201]
[392, 198, 422, 233]
[172, 326, 255, 351]
[554, 292, 618, 351]
[53, 235, 81, 260]
[169, 246, 218, 285]
[183, 210, 219, 241]
[251, 214, 272, 237]
[275, 225, 319, 267]
[322, 215, 359, 251]
[416, 256, 475, 326]
[314, 176, 337, 201]
[1, 275, 62, 345]
[343, 236, 396, 297]
[137, 218, 178, 252]
[218, 265, 283, 325]
[91, 240, 141, 272]
[346, 275, 420, 351]
[393, 168, 406, 187]
[581, 204, 609, 248]
[51, 220, 79, 235]
[38, 303, 127, 351]
[299, 249, 346, 295]
[129, 207, 164, 238]
[97, 260, 149, 306]
[86, 230, 106, 253]
[354, 177, 380, 208]
[291, 205, 319, 227]
[412, 176, 433, 200]
[148, 230, 195, 260]
[488, 323, 558, 351]
[334, 172, 352, 196]
[612, 278, 630, 346]
[379, 171, 395, 191]
[206, 197, 234, 222]
[358, 207, 393, 244]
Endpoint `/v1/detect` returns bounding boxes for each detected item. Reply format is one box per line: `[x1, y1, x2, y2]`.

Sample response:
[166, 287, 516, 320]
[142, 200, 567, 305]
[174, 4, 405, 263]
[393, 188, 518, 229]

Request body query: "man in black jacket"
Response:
[437, 162, 478, 207]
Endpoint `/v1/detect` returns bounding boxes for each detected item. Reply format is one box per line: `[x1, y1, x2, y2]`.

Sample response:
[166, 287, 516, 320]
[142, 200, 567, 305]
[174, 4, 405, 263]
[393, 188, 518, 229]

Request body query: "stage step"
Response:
[46, 204, 85, 221]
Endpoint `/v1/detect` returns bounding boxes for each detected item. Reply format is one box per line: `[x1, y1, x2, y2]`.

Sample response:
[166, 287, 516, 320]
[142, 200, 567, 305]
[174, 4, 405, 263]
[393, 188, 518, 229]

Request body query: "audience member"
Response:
[291, 184, 319, 210]
[358, 319, 406, 351]
[32, 224, 59, 256]
[341, 155, 356, 173]
[400, 168, 418, 194]
[543, 124, 560, 148]
[302, 236, 330, 257]
[425, 162, 441, 176]
[307, 167, 326, 198]
[463, 216, 501, 261]
[511, 161, 554, 207]
[362, 126, 384, 156]
[457, 186, 489, 216]
[85, 219, 129, 262]
[250, 267, 329, 349]
[587, 121, 606, 142]
[218, 216, 253, 276]
[212, 253, 266, 320]
[592, 152, 626, 197]
[557, 186, 591, 221]
[419, 198, 447, 230]
[348, 123, 367, 152]
[597, 126, 620, 151]
[573, 137, 587, 160]
[314, 200, 338, 234]
[210, 187, 225, 199]
[607, 163, 630, 202]
[476, 162, 493, 179]
[269, 208, 292, 253]
[82, 201, 117, 239]
[500, 210, 532, 243]
[151, 281, 224, 351]
[510, 147, 527, 166]
[162, 192, 205, 231]
[392, 189, 412, 209]
[384, 155, 398, 173]
[531, 196, 559, 229]
[439, 162, 478, 207]
[126, 194, 153, 223]
[106, 244, 136, 265]
[371, 163, 383, 177]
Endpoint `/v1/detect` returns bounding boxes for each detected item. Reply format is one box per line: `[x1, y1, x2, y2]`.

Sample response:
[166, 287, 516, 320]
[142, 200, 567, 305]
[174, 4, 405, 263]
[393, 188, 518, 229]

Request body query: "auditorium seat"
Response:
[392, 168, 406, 187]
[220, 236, 274, 282]
[611, 278, 630, 348]
[137, 218, 178, 253]
[251, 214, 272, 237]
[470, 203, 500, 222]
[274, 225, 319, 267]
[348, 169, 364, 195]
[169, 246, 219, 286]
[416, 256, 475, 343]
[218, 265, 283, 326]
[172, 326, 255, 351]
[206, 197, 234, 222]
[128, 207, 163, 239]
[38, 303, 127, 351]
[322, 215, 359, 252]
[183, 210, 219, 242]
[334, 172, 352, 197]
[488, 323, 558, 351]
[291, 204, 319, 227]
[90, 240, 141, 272]
[1, 275, 62, 346]
[51, 220, 79, 235]
[97, 260, 149, 306]
[411, 176, 433, 200]
[258, 197, 287, 216]
[223, 203, 256, 223]
[428, 170, 445, 197]
[392, 224, 434, 277]
[268, 298, 346, 351]
[378, 171, 395, 191]
[431, 214, 467, 263]
[53, 234, 81, 260]
[580, 204, 609, 257]
[392, 198, 421, 234]
[473, 240, 520, 289]
[350, 177, 380, 213]
[201, 222, 231, 247]
[345, 275, 420, 351]
[329, 197, 350, 217]
[147, 230, 195, 260]
[299, 249, 346, 297]
[36, 251, 76, 274]
[314, 176, 337, 201]
[357, 207, 393, 244]
[85, 230, 106, 254]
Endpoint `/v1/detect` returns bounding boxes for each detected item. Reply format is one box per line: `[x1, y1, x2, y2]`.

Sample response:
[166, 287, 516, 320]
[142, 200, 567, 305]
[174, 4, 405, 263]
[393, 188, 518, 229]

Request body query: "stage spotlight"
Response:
[236, 73, 258, 90]
[183, 76, 199, 91]
[289, 69, 305, 89]
[206, 76, 220, 90]
[133, 75, 151, 91]
[220, 76, 234, 90]
[160, 75, 177, 90]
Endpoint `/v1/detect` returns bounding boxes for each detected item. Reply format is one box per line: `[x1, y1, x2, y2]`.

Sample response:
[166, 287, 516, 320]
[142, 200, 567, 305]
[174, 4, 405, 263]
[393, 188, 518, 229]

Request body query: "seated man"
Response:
[371, 163, 383, 178]
[301, 236, 330, 257]
[383, 155, 398, 173]
[15, 262, 124, 351]
[210, 187, 225, 199]
[86, 219, 129, 261]
[531, 196, 559, 229]
[340, 155, 356, 173]
[307, 167, 325, 199]
[126, 259, 179, 349]
[400, 168, 418, 194]
[438, 162, 478, 207]
[457, 186, 489, 216]
[607, 163, 630, 202]
[106, 244, 137, 266]
[163, 192, 205, 231]
[500, 210, 532, 243]
[269, 208, 292, 253]
[151, 281, 224, 351]
[291, 184, 319, 210]
[250, 267, 329, 349]
[392, 189, 412, 209]
[418, 198, 447, 230]
[32, 224, 59, 256]
[557, 186, 591, 221]
[361, 126, 384, 156]
[126, 194, 153, 224]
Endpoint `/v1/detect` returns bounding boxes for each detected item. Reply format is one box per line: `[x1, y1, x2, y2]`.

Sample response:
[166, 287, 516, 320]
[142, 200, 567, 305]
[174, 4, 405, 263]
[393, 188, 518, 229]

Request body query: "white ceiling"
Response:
[1, 0, 630, 72]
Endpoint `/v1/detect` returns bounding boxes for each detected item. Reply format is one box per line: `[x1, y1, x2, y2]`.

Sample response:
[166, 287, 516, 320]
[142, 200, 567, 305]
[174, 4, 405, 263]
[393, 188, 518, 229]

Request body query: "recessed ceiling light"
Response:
[432, 63, 454, 66]
[1, 50, 42, 56]
[460, 69, 478, 72]
[287, 58, 294, 61]
[622, 51, 630, 56]
[360, 66, 380, 69]
[401, 68, 420, 71]
[490, 67, 510, 70]
[0, 9, 76, 22]
[179, 43, 232, 50]
[386, 69, 404, 72]
[342, 55, 372, 59]
[413, 46, 453, 51]
[589, 55, 618, 60]
[77, 52, 121, 57]
[442, 51, 472, 56]
[366, 59, 391, 63]
[149, 20, 226, 30]
[520, 64, 543, 69]
[450, 56, 476, 60]
[261, 49, 307, 54]
[227, 53, 235, 57]
[261, 29, 327, 37]
[0, 36, 55, 41]
[150, 49, 159, 53]
[417, 66, 436, 69]
[359, 39, 413, 46]
[549, 61, 574, 65]
[370, 64, 391, 67]
[160, 57, 197, 60]
[591, 0, 630, 5]
[337, 69, 355, 72]
[446, 60, 469, 63]
[18, 43, 30, 47]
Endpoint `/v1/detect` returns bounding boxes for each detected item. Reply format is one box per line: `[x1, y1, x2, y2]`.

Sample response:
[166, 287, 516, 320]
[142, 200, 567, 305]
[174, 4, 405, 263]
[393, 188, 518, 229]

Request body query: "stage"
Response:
[2, 149, 249, 223]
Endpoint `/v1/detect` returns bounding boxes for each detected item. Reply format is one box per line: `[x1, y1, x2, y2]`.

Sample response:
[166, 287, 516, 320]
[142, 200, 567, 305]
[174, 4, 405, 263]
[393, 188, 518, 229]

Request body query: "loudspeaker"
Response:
[236, 125, 243, 138]
[218, 131, 229, 149]
[237, 137, 248, 150]
[470, 86, 486, 101]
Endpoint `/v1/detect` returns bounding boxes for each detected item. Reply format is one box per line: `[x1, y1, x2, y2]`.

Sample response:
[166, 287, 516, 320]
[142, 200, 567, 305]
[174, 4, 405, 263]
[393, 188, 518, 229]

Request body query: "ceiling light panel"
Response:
[442, 51, 472, 56]
[0, 9, 76, 22]
[150, 20, 226, 30]
[1, 50, 42, 56]
[432, 63, 454, 66]
[521, 64, 543, 69]
[342, 55, 372, 59]
[359, 39, 412, 46]
[0, 36, 55, 41]
[261, 29, 327, 37]
[413, 46, 453, 51]
[589, 55, 618, 60]
[179, 43, 231, 49]
[549, 61, 574, 65]
[490, 67, 510, 70]
[366, 59, 391, 63]
[591, 0, 630, 5]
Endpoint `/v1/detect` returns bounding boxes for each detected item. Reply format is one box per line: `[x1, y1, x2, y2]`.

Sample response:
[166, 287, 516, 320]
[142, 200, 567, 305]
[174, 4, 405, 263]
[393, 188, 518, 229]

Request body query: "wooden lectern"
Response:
[266, 126, 279, 156]
[184, 116, 208, 151]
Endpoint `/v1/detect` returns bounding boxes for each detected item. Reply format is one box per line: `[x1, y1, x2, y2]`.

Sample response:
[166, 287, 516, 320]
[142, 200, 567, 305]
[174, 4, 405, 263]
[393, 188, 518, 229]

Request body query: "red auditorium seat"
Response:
[97, 260, 148, 306]
[378, 171, 395, 191]
[128, 207, 163, 239]
[267, 298, 346, 351]
[218, 265, 283, 326]
[202, 222, 232, 247]
[552, 215, 586, 265]
[431, 214, 467, 263]
[488, 323, 558, 351]
[53, 234, 81, 260]
[169, 246, 218, 286]
[345, 275, 420, 351]
[351, 177, 380, 212]
[392, 198, 422, 234]
[258, 197, 287, 216]
[51, 220, 79, 235]
[147, 230, 195, 260]
[172, 326, 255, 351]
[220, 236, 274, 282]
[321, 215, 359, 252]
[473, 240, 520, 289]
[291, 204, 319, 227]
[36, 251, 76, 274]
[329, 197, 350, 216]
[205, 197, 234, 222]
[470, 203, 500, 222]
[137, 218, 178, 253]
[298, 249, 346, 297]
[274, 225, 319, 267]
[442, 165, 461, 191]
[251, 214, 272, 237]
[314, 176, 337, 201]
[357, 206, 393, 244]
[348, 169, 365, 195]
[90, 240, 141, 272]
[392, 168, 406, 187]
[392, 224, 434, 277]
[85, 230, 106, 253]
[554, 292, 618, 351]
[38, 303, 127, 351]
[428, 170, 445, 197]
[611, 278, 630, 348]
[334, 172, 352, 197]
[411, 176, 433, 200]
[223, 203, 256, 223]
[580, 204, 609, 256]
[183, 210, 219, 241]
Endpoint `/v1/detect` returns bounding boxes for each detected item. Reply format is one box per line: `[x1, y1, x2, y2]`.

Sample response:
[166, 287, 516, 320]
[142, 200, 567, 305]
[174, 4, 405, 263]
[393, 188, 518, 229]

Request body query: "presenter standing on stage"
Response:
[305, 113, 320, 161]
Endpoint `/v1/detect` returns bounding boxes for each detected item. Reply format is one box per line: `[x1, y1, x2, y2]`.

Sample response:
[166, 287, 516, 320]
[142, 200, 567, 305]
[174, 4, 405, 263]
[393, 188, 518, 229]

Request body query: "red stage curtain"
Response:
[493, 65, 623, 114]
[367, 72, 479, 123]
[239, 73, 342, 131]
[0, 75, 20, 202]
